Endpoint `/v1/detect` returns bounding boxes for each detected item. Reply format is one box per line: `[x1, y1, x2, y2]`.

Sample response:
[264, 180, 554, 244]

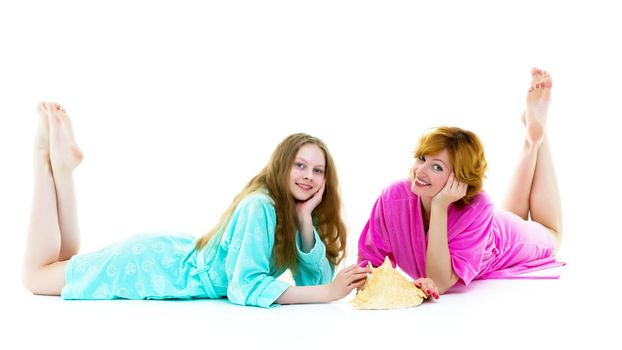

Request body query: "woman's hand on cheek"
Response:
[432, 172, 467, 207]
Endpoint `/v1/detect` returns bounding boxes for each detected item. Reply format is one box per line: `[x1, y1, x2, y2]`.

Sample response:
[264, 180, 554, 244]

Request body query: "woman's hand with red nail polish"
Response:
[413, 277, 439, 300]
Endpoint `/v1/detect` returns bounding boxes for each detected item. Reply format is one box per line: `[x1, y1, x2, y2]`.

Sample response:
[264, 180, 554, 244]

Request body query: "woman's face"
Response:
[289, 143, 326, 201]
[411, 148, 453, 198]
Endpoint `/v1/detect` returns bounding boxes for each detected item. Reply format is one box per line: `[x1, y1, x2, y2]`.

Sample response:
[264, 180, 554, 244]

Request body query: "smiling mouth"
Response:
[297, 183, 313, 191]
[415, 178, 430, 186]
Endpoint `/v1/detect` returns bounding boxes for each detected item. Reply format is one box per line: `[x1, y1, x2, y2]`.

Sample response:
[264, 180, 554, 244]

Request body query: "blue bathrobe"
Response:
[62, 192, 334, 308]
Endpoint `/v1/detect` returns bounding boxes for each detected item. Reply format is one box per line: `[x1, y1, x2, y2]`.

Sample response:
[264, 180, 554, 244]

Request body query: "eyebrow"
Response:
[430, 158, 448, 167]
[295, 157, 325, 168]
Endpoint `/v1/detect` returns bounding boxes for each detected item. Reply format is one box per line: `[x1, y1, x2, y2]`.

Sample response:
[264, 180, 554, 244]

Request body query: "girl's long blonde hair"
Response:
[195, 133, 347, 274]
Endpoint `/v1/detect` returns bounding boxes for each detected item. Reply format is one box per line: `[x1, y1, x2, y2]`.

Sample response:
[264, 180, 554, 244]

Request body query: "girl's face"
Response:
[289, 143, 326, 201]
[411, 148, 453, 198]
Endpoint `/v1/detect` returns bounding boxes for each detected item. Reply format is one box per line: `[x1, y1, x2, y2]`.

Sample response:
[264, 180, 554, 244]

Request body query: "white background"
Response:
[1, 1, 620, 349]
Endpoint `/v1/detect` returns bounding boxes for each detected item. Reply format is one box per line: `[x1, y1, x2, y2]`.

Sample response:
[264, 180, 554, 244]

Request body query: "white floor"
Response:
[2, 264, 616, 349]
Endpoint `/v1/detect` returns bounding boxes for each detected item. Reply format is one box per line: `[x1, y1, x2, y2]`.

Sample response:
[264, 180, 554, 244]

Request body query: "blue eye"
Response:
[295, 162, 305, 169]
[433, 164, 443, 172]
[313, 168, 324, 175]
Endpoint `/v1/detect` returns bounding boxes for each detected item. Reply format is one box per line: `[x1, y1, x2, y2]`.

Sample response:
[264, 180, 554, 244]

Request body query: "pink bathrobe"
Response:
[358, 179, 564, 285]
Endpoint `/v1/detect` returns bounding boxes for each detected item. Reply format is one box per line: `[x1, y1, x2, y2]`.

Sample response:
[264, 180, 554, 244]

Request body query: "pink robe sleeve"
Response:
[357, 195, 393, 268]
[448, 200, 494, 286]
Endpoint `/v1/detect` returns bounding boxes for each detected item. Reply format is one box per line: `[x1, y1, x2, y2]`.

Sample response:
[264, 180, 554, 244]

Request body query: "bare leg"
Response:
[501, 132, 538, 220]
[502, 68, 562, 253]
[22, 103, 66, 295]
[530, 135, 562, 253]
[48, 103, 83, 260]
[502, 68, 543, 219]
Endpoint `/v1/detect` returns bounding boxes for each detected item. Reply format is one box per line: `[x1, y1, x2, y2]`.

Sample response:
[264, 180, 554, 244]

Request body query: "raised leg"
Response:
[22, 103, 64, 294]
[49, 104, 83, 260]
[502, 68, 562, 253]
[22, 102, 83, 295]
[529, 135, 562, 252]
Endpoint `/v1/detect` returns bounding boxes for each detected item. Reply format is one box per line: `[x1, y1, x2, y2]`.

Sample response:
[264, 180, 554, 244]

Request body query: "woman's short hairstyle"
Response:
[413, 126, 488, 207]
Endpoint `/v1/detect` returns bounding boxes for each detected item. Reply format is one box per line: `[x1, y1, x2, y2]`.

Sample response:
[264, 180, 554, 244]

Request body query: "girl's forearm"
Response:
[297, 217, 315, 253]
[275, 284, 332, 305]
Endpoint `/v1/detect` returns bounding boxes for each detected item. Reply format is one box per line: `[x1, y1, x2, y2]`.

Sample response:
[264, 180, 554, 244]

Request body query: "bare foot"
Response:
[35, 102, 51, 154]
[522, 67, 552, 146]
[46, 102, 83, 174]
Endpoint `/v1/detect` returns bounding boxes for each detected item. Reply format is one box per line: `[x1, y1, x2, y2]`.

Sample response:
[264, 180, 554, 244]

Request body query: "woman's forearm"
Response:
[426, 202, 458, 293]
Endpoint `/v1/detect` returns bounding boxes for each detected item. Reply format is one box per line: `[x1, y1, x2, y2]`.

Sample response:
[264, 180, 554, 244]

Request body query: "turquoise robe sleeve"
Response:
[224, 196, 290, 308]
[293, 229, 334, 286]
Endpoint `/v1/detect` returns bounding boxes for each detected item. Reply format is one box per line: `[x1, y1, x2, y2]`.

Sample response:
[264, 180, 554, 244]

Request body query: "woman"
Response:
[358, 68, 564, 295]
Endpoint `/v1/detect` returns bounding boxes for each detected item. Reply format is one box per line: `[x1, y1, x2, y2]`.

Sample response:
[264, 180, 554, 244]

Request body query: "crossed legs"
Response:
[502, 68, 562, 254]
[22, 102, 83, 295]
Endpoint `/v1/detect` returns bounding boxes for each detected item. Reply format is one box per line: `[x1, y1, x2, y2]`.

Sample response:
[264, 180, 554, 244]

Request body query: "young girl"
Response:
[22, 105, 370, 308]
[358, 68, 564, 297]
